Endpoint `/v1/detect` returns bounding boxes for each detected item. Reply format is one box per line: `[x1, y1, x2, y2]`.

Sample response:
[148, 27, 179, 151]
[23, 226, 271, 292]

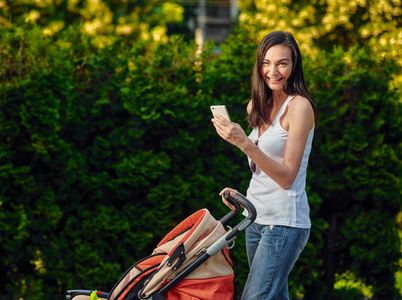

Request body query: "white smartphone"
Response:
[210, 105, 231, 122]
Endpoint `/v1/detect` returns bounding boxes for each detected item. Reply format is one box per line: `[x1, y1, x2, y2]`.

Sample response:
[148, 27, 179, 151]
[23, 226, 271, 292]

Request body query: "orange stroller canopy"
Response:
[112, 209, 234, 300]
[66, 192, 257, 300]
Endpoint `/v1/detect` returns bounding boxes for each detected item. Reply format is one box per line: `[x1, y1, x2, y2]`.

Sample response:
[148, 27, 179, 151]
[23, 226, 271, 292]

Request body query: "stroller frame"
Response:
[67, 192, 256, 300]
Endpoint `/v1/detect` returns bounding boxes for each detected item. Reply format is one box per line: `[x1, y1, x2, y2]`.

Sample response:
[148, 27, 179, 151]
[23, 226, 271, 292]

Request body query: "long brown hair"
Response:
[248, 31, 319, 128]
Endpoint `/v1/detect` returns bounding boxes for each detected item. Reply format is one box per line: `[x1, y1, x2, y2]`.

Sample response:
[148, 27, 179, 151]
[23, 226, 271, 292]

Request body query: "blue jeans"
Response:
[240, 224, 310, 300]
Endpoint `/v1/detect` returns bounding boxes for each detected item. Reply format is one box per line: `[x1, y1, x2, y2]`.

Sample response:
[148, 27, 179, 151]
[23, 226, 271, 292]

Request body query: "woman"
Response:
[211, 31, 319, 299]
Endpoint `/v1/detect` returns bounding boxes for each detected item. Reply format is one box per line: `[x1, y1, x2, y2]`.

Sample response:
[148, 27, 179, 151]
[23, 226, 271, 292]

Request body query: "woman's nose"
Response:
[269, 65, 278, 75]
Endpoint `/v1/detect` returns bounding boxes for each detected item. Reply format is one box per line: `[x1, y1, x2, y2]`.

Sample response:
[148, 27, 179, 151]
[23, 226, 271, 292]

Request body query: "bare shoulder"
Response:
[288, 95, 314, 128]
[289, 95, 312, 110]
[288, 95, 313, 116]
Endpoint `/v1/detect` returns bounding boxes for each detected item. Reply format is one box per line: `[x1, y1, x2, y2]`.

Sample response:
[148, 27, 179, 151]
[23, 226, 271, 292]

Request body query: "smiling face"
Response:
[261, 44, 293, 92]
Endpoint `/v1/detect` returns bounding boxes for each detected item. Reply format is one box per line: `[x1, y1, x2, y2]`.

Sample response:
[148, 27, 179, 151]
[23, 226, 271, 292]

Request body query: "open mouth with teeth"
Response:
[268, 77, 284, 83]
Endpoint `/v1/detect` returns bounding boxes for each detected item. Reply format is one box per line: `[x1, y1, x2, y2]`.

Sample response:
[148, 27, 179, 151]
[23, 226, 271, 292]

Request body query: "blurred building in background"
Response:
[185, 0, 238, 50]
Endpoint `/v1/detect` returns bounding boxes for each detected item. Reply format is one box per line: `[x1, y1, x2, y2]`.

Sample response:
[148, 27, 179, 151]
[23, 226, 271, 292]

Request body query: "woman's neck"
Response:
[271, 91, 289, 109]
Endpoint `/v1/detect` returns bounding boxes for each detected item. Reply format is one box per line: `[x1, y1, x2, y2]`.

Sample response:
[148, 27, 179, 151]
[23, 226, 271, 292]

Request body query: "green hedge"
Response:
[304, 45, 401, 299]
[1, 26, 401, 299]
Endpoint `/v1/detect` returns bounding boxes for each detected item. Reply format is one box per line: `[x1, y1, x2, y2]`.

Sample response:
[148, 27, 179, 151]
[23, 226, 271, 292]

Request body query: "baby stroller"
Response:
[66, 192, 256, 300]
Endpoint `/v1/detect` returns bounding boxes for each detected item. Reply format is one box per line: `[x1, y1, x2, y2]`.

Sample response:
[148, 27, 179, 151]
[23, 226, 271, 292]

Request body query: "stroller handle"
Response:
[141, 192, 257, 300]
[219, 191, 240, 227]
[220, 191, 257, 240]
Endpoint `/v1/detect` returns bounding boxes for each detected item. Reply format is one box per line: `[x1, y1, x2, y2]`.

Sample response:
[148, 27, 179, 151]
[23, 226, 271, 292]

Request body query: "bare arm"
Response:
[211, 96, 314, 189]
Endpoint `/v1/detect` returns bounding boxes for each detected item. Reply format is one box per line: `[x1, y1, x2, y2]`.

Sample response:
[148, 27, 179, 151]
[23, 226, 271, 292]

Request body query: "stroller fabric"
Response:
[68, 209, 234, 300]
[138, 208, 234, 299]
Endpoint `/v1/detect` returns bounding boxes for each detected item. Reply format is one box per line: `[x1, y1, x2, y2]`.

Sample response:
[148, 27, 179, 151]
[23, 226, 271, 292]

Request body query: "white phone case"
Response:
[210, 105, 231, 122]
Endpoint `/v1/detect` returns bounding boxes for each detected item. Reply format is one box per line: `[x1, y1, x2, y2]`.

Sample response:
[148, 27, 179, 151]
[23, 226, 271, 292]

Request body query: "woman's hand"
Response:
[211, 115, 249, 149]
[219, 187, 239, 210]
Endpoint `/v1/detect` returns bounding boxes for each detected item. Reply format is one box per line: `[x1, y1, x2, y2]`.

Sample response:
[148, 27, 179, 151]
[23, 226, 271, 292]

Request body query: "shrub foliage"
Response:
[1, 25, 401, 299]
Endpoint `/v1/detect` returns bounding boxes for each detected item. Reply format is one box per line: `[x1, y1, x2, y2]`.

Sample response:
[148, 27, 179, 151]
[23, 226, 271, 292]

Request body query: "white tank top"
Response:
[244, 95, 314, 228]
